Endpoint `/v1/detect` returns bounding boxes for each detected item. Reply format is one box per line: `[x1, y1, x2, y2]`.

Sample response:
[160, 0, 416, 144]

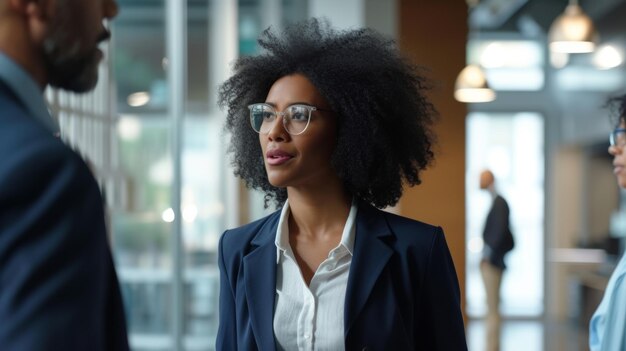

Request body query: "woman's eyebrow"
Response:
[263, 101, 313, 107]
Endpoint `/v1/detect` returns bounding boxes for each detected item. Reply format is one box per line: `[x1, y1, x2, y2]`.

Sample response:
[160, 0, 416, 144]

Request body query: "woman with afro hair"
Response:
[216, 18, 467, 351]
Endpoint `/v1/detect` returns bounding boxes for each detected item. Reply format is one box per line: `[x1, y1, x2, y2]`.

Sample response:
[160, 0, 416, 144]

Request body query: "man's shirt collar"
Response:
[0, 52, 60, 135]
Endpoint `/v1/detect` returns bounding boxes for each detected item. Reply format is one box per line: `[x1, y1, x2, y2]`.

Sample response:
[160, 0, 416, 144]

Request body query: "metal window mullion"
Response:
[166, 0, 187, 349]
[212, 0, 239, 230]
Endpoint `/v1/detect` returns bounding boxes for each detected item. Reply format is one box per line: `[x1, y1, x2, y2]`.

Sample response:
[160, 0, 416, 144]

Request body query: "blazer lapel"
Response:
[243, 215, 279, 351]
[344, 204, 394, 335]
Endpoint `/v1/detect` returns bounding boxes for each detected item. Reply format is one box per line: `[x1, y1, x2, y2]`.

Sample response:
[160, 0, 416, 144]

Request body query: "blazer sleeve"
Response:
[420, 227, 468, 350]
[216, 230, 238, 350]
[0, 138, 128, 350]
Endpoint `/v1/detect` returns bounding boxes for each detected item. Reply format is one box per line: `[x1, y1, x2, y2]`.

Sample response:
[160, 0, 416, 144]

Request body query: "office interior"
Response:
[49, 0, 626, 350]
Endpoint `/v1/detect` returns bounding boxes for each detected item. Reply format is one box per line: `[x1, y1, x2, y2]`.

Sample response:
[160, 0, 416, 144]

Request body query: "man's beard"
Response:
[42, 23, 105, 93]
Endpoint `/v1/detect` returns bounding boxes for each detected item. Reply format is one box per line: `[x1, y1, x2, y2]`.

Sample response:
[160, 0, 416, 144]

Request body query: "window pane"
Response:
[114, 0, 168, 114]
[112, 1, 173, 349]
[181, 116, 222, 350]
[113, 116, 174, 349]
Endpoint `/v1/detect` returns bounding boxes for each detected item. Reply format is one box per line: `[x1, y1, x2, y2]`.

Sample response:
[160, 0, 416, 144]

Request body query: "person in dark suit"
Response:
[216, 19, 467, 350]
[0, 0, 129, 349]
[479, 169, 514, 351]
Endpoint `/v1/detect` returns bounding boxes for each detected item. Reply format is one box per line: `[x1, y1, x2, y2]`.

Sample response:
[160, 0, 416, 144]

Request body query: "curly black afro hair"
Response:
[607, 93, 626, 125]
[219, 18, 437, 209]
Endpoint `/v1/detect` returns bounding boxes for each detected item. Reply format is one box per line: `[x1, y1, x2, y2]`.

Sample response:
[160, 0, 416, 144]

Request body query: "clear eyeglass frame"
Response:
[247, 103, 327, 136]
[610, 128, 626, 147]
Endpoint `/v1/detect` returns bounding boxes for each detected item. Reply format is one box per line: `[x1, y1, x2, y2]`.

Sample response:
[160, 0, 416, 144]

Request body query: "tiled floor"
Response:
[467, 319, 589, 351]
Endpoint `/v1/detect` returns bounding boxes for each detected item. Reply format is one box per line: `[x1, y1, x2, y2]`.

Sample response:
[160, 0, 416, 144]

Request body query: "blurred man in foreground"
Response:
[0, 0, 129, 349]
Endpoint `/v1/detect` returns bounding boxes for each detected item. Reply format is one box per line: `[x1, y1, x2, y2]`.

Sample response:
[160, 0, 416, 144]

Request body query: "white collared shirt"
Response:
[273, 199, 358, 351]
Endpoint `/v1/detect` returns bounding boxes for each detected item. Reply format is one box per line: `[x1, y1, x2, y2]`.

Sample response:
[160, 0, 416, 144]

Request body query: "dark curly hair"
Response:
[219, 18, 437, 209]
[607, 93, 626, 125]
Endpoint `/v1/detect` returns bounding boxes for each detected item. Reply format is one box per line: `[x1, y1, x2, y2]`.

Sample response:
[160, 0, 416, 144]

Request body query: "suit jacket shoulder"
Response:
[0, 106, 95, 210]
[220, 209, 281, 256]
[346, 204, 467, 350]
[379, 209, 440, 240]
[369, 207, 444, 262]
[0, 80, 82, 178]
[0, 81, 130, 350]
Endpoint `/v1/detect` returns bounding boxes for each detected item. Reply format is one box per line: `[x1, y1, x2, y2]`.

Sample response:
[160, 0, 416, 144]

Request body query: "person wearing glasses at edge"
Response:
[590, 93, 626, 351]
[216, 18, 467, 351]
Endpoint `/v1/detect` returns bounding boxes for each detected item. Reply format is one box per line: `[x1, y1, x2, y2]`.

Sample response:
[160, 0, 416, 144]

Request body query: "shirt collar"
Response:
[275, 201, 292, 260]
[275, 198, 358, 263]
[0, 52, 59, 135]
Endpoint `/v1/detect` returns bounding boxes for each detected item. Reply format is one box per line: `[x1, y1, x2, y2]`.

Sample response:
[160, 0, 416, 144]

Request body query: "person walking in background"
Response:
[479, 169, 514, 351]
[0, 0, 129, 349]
[216, 18, 467, 350]
[589, 93, 626, 351]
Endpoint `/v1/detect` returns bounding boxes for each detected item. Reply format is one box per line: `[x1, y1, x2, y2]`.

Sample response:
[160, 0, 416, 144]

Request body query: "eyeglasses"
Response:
[248, 103, 329, 135]
[610, 128, 626, 147]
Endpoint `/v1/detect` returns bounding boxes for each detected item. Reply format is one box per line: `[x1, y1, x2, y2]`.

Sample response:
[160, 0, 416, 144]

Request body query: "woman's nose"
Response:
[609, 145, 622, 155]
[266, 115, 289, 141]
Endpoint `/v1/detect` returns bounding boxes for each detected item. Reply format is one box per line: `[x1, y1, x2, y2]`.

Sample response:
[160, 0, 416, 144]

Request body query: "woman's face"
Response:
[609, 119, 626, 188]
[259, 73, 338, 189]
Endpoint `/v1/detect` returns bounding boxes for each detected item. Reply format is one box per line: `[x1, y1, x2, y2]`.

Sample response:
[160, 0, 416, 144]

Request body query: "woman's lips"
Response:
[614, 165, 624, 175]
[266, 149, 294, 166]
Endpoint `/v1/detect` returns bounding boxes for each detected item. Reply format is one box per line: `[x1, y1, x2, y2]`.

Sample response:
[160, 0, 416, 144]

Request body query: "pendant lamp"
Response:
[454, 64, 496, 103]
[549, 0, 597, 54]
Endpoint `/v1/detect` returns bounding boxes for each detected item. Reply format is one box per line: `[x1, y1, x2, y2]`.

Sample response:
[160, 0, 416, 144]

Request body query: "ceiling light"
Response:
[548, 0, 597, 54]
[454, 64, 496, 103]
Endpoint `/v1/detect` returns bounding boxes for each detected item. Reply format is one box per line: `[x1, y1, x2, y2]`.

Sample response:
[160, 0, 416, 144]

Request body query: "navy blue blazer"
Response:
[482, 195, 514, 269]
[217, 202, 467, 350]
[0, 81, 129, 350]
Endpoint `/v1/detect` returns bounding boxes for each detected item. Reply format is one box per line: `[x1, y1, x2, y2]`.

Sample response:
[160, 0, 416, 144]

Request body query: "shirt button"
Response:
[304, 334, 310, 339]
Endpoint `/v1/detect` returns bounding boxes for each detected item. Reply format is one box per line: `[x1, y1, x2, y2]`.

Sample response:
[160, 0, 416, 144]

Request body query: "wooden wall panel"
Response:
[398, 0, 468, 315]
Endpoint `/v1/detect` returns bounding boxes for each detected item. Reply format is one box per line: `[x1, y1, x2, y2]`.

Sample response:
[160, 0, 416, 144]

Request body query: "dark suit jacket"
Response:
[217, 202, 467, 350]
[482, 195, 513, 269]
[0, 80, 129, 350]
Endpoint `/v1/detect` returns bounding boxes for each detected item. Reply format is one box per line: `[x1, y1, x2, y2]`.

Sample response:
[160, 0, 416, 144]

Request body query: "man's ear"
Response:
[9, 0, 52, 21]
[9, 0, 35, 15]
[9, 0, 52, 44]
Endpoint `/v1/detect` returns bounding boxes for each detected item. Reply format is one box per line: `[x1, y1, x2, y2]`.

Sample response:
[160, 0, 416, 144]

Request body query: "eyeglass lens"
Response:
[250, 104, 312, 135]
[610, 129, 626, 147]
